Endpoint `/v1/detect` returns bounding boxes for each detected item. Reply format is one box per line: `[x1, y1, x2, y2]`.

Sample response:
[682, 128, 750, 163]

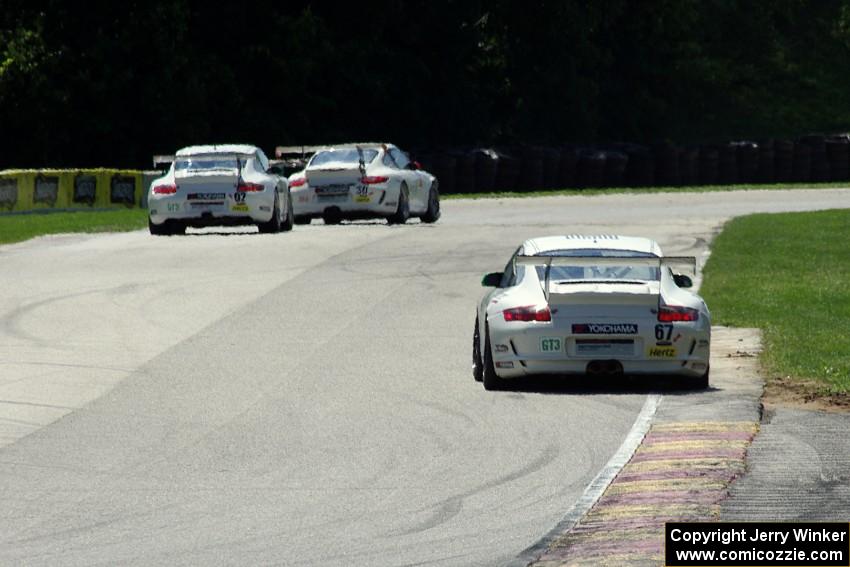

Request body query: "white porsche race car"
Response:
[473, 235, 711, 391]
[148, 144, 293, 235]
[287, 143, 440, 225]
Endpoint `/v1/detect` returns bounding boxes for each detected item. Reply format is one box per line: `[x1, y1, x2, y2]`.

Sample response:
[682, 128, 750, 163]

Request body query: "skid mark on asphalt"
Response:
[525, 421, 758, 566]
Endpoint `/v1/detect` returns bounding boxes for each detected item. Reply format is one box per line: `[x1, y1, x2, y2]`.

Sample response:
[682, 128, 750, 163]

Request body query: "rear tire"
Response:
[294, 215, 312, 225]
[420, 183, 441, 223]
[685, 366, 710, 390]
[149, 218, 184, 236]
[281, 191, 294, 232]
[258, 192, 282, 233]
[388, 183, 410, 225]
[322, 208, 342, 225]
[482, 321, 507, 391]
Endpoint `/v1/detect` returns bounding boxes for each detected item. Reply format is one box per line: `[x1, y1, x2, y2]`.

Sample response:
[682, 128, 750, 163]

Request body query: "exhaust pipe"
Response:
[586, 360, 624, 376]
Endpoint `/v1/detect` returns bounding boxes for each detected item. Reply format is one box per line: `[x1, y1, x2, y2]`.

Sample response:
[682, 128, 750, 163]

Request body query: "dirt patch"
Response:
[763, 375, 850, 413]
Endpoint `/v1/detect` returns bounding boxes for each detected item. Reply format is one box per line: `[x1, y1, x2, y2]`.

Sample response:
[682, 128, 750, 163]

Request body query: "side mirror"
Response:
[673, 274, 693, 288]
[412, 161, 422, 170]
[481, 272, 503, 287]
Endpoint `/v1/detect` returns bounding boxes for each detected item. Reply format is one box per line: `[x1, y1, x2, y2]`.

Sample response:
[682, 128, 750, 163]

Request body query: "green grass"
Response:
[443, 181, 849, 200]
[700, 209, 850, 393]
[0, 209, 148, 246]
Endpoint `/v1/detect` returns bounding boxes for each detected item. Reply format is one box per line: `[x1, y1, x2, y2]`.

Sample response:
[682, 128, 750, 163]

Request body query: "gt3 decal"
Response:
[540, 337, 562, 352]
[572, 323, 638, 335]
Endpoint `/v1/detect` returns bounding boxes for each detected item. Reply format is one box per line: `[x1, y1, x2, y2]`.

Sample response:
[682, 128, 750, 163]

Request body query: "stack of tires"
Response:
[757, 139, 775, 183]
[718, 144, 738, 184]
[576, 150, 606, 188]
[774, 140, 794, 182]
[494, 149, 521, 192]
[826, 135, 850, 181]
[792, 141, 812, 182]
[698, 146, 719, 185]
[558, 147, 578, 188]
[800, 136, 830, 182]
[679, 147, 699, 186]
[733, 141, 759, 183]
[474, 148, 498, 193]
[654, 144, 681, 186]
[622, 145, 655, 187]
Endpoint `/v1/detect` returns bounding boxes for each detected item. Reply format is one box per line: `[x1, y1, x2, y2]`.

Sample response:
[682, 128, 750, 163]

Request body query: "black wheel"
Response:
[322, 208, 342, 225]
[472, 315, 483, 382]
[149, 218, 184, 236]
[294, 215, 312, 225]
[482, 321, 507, 391]
[687, 366, 710, 390]
[388, 183, 410, 225]
[420, 182, 441, 223]
[258, 192, 282, 233]
[281, 191, 294, 232]
[149, 218, 168, 236]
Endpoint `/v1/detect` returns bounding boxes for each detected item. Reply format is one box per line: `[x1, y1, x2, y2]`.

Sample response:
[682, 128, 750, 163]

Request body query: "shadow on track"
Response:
[487, 374, 719, 396]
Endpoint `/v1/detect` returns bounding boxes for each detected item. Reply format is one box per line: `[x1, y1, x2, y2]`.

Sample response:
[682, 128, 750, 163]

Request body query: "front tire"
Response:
[482, 321, 507, 391]
[388, 183, 410, 225]
[419, 183, 441, 223]
[472, 315, 483, 382]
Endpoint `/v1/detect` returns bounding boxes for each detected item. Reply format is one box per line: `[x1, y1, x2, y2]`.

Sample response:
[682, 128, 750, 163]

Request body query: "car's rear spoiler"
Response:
[515, 255, 696, 301]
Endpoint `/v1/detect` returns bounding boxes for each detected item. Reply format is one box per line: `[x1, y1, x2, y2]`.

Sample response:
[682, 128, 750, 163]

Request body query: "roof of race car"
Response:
[176, 144, 260, 156]
[314, 143, 395, 151]
[522, 235, 662, 256]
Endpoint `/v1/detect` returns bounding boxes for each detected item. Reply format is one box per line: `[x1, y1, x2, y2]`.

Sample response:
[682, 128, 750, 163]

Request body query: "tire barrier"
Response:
[414, 133, 849, 195]
[0, 169, 145, 214]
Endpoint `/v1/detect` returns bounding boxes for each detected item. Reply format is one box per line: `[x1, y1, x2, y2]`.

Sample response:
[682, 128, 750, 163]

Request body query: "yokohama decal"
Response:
[572, 323, 638, 335]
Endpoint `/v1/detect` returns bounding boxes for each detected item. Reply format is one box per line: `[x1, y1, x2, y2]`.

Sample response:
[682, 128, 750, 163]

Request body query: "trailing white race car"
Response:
[287, 143, 440, 225]
[148, 144, 293, 235]
[473, 235, 711, 390]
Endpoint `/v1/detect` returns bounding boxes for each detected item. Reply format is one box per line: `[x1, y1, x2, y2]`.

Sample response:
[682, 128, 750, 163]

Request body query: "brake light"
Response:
[361, 176, 389, 184]
[237, 182, 264, 192]
[658, 305, 699, 322]
[503, 305, 552, 322]
[153, 184, 177, 194]
[290, 177, 307, 188]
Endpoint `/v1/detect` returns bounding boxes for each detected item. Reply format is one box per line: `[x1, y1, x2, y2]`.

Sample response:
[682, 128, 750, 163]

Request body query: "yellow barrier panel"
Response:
[0, 169, 147, 213]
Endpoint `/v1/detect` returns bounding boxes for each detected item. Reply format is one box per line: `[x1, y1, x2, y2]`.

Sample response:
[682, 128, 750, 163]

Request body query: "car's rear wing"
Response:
[515, 255, 696, 300]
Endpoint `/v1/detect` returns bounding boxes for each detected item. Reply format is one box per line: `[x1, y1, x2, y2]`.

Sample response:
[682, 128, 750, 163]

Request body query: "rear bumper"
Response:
[292, 187, 397, 218]
[488, 319, 710, 379]
[148, 194, 274, 225]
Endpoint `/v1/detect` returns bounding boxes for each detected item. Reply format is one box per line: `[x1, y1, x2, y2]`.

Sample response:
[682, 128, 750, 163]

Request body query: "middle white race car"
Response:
[287, 143, 441, 225]
[473, 235, 712, 391]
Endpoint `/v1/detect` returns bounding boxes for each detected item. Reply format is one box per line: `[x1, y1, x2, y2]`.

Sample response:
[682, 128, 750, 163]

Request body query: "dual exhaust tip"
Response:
[586, 360, 624, 376]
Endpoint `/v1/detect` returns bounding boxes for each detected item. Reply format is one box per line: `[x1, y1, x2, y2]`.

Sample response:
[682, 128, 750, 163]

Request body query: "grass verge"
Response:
[700, 209, 850, 400]
[443, 181, 849, 200]
[0, 209, 148, 246]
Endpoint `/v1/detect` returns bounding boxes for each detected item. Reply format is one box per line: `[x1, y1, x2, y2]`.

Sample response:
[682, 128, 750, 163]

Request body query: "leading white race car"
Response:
[473, 235, 711, 390]
[148, 144, 293, 235]
[287, 143, 440, 225]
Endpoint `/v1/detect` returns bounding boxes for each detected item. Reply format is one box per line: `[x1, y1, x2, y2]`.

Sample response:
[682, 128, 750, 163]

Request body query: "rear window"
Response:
[310, 149, 378, 167]
[533, 248, 660, 282]
[175, 156, 247, 171]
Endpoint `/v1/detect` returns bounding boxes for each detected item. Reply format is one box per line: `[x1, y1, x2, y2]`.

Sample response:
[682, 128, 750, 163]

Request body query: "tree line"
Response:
[2, 1, 850, 169]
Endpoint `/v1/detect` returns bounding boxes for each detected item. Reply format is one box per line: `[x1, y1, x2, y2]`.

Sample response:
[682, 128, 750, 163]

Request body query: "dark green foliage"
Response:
[2, 1, 850, 168]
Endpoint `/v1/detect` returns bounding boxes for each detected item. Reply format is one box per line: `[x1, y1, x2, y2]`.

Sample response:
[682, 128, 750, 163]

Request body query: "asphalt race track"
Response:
[1, 189, 849, 566]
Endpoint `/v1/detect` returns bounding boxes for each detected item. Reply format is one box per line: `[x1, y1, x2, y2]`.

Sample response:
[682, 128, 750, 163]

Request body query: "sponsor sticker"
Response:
[231, 204, 249, 212]
[648, 346, 677, 358]
[188, 192, 226, 200]
[354, 195, 371, 203]
[540, 337, 563, 352]
[573, 323, 638, 335]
